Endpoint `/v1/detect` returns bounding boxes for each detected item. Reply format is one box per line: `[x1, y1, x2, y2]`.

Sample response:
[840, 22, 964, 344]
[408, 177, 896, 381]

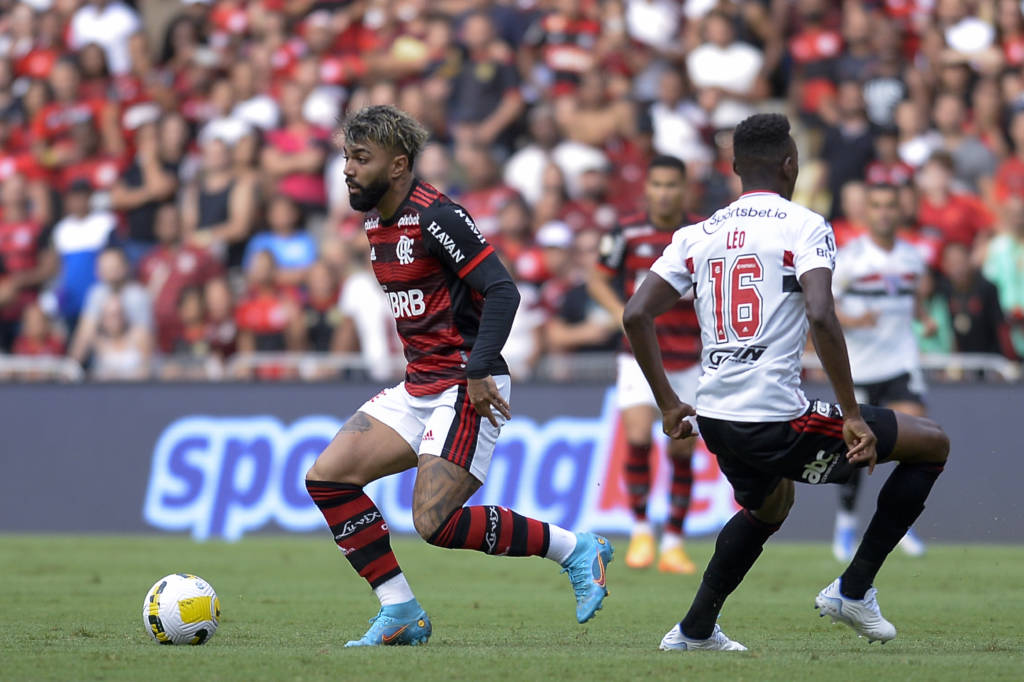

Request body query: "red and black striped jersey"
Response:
[364, 180, 510, 396]
[597, 213, 702, 370]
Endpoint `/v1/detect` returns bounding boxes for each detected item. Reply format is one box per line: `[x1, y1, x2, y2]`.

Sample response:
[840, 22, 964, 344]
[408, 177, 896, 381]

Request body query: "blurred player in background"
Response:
[304, 106, 612, 648]
[588, 155, 703, 574]
[831, 183, 932, 561]
[624, 114, 949, 651]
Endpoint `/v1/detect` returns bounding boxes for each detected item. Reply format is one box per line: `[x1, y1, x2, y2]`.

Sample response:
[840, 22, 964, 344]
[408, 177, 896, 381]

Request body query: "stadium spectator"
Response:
[492, 196, 536, 276]
[139, 204, 223, 354]
[916, 152, 994, 254]
[503, 104, 561, 207]
[685, 9, 767, 130]
[983, 197, 1024, 357]
[167, 285, 208, 362]
[648, 68, 711, 168]
[335, 237, 403, 382]
[894, 99, 940, 169]
[243, 195, 317, 287]
[49, 180, 118, 329]
[32, 57, 124, 170]
[821, 80, 875, 219]
[12, 302, 65, 358]
[181, 136, 258, 269]
[69, 0, 142, 76]
[0, 175, 58, 351]
[931, 92, 996, 195]
[523, 0, 603, 92]
[540, 221, 617, 354]
[968, 77, 1008, 160]
[830, 181, 869, 248]
[261, 80, 329, 212]
[501, 251, 545, 383]
[87, 295, 152, 381]
[554, 67, 636, 149]
[56, 121, 125, 208]
[228, 59, 280, 133]
[69, 245, 152, 365]
[197, 76, 257, 157]
[235, 250, 303, 357]
[865, 126, 915, 188]
[447, 10, 524, 154]
[993, 109, 1024, 202]
[300, 260, 341, 354]
[938, 241, 1017, 359]
[453, 143, 520, 238]
[203, 276, 237, 361]
[560, 160, 618, 233]
[787, 0, 844, 125]
[110, 112, 189, 266]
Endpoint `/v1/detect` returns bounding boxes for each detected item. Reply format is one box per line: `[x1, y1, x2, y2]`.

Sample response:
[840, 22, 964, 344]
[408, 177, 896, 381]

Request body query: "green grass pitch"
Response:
[1, 535, 1021, 681]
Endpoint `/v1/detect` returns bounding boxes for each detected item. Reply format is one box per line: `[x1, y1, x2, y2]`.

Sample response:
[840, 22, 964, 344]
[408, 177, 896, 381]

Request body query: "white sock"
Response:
[835, 510, 857, 533]
[660, 531, 683, 553]
[632, 520, 654, 537]
[545, 525, 578, 565]
[373, 573, 416, 607]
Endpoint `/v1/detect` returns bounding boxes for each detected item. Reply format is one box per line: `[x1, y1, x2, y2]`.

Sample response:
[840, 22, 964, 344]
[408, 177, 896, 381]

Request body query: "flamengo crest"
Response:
[396, 235, 415, 265]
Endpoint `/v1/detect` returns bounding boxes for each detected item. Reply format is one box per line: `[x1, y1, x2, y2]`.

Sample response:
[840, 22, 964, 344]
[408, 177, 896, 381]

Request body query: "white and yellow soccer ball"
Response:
[142, 574, 220, 645]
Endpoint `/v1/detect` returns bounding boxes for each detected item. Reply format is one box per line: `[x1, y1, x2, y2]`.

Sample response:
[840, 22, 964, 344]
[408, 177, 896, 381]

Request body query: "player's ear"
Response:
[392, 153, 410, 179]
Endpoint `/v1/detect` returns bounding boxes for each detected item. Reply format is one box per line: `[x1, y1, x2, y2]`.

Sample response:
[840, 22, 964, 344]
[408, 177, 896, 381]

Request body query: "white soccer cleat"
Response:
[897, 530, 926, 557]
[814, 578, 896, 643]
[659, 623, 748, 651]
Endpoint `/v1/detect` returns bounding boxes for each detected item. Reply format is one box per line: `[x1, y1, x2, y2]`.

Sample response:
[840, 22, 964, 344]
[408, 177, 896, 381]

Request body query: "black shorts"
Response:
[697, 400, 899, 510]
[854, 372, 925, 407]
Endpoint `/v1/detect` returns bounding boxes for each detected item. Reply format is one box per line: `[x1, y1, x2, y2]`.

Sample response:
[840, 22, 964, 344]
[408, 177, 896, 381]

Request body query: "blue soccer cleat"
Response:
[560, 532, 614, 623]
[344, 600, 432, 647]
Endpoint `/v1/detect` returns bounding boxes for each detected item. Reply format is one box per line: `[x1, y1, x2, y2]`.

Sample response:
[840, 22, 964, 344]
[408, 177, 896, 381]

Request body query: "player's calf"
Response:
[838, 415, 947, 601]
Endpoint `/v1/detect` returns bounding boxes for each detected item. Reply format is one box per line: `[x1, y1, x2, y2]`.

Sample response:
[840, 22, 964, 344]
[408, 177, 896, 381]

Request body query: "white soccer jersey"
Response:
[832, 235, 924, 384]
[650, 191, 836, 421]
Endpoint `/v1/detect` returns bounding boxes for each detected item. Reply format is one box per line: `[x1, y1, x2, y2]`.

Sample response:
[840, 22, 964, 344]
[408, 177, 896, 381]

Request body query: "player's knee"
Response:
[921, 418, 950, 464]
[755, 480, 794, 525]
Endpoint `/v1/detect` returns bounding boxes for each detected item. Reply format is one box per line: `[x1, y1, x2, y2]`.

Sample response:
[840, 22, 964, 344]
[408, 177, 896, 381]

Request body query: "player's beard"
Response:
[347, 176, 391, 212]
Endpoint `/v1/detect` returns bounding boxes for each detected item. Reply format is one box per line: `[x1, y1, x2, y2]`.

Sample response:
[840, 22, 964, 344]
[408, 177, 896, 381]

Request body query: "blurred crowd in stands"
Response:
[0, 0, 1021, 382]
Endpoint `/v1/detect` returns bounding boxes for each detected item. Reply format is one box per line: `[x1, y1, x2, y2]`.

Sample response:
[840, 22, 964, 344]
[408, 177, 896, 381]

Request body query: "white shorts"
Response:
[615, 354, 700, 410]
[358, 377, 511, 483]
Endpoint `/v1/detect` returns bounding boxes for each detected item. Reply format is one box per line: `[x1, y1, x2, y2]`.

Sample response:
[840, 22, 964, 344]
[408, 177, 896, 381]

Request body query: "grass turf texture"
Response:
[1, 536, 1021, 681]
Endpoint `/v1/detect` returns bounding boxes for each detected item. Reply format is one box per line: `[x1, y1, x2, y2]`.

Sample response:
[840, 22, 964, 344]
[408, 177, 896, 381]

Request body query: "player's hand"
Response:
[467, 376, 511, 427]
[661, 401, 697, 440]
[843, 415, 878, 474]
[920, 314, 939, 337]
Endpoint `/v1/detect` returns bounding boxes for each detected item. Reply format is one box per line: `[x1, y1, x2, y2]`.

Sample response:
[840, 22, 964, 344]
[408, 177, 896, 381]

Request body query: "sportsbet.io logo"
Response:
[142, 391, 740, 541]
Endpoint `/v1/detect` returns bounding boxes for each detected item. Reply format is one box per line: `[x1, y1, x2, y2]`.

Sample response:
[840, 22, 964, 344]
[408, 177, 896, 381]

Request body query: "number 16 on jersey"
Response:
[708, 254, 765, 343]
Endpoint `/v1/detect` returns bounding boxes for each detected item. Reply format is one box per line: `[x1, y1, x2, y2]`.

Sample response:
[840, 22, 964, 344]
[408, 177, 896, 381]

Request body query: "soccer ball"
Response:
[142, 573, 220, 645]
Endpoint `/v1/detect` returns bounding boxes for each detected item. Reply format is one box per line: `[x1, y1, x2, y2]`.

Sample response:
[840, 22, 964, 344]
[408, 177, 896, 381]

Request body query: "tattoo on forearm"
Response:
[340, 412, 373, 433]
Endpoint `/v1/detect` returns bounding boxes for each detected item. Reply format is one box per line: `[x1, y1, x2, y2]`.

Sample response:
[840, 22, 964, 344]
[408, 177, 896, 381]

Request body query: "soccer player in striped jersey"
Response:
[304, 106, 613, 647]
[831, 183, 934, 561]
[624, 114, 949, 650]
[588, 155, 703, 574]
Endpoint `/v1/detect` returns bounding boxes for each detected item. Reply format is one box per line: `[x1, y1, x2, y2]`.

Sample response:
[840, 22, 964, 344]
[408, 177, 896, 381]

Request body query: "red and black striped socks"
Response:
[306, 480, 403, 590]
[427, 505, 556, 558]
[665, 456, 693, 536]
[624, 443, 652, 521]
